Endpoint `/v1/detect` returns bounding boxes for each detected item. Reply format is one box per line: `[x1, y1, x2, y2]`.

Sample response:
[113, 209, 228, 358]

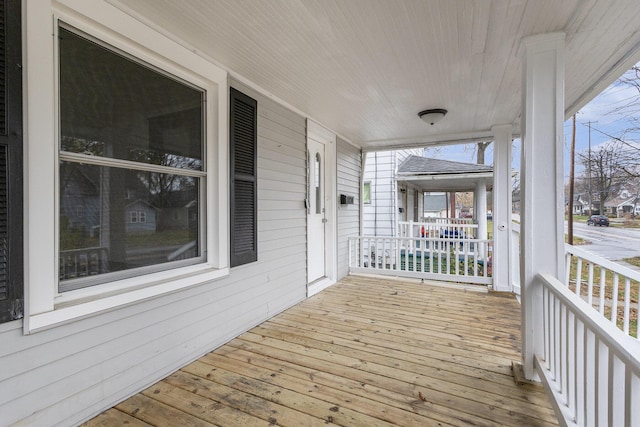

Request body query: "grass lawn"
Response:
[566, 234, 588, 245]
[622, 256, 640, 268]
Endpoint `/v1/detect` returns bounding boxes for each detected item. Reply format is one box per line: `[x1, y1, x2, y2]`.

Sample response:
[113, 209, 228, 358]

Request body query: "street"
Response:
[567, 221, 640, 263]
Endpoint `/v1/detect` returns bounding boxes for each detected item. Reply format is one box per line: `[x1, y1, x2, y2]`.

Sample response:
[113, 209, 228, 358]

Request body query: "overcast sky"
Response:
[423, 64, 640, 183]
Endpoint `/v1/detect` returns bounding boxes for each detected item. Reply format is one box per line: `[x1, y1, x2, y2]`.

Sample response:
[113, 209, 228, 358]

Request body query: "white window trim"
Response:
[24, 0, 229, 333]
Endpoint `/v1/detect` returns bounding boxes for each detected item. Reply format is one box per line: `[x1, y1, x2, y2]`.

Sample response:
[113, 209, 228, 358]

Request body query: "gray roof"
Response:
[398, 155, 493, 175]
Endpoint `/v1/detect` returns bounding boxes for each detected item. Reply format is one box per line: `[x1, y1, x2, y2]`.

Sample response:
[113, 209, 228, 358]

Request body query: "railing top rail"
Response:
[565, 242, 640, 283]
[60, 246, 108, 254]
[398, 221, 479, 229]
[538, 271, 640, 372]
[351, 235, 492, 243]
[418, 217, 475, 224]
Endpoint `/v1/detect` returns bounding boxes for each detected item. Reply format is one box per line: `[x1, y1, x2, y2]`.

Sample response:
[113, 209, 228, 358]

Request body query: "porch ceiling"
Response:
[398, 173, 494, 193]
[114, 0, 640, 150]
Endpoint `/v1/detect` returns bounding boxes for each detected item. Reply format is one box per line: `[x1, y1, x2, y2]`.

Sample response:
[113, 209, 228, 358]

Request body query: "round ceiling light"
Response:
[418, 109, 448, 125]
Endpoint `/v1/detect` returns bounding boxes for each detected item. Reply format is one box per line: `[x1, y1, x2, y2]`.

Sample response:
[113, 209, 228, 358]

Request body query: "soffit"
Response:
[111, 0, 640, 149]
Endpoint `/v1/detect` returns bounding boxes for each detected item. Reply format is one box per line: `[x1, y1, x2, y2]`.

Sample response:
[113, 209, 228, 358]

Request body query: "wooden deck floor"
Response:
[84, 275, 558, 426]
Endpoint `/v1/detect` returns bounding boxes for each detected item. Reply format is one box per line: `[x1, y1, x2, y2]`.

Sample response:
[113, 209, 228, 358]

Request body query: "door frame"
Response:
[306, 120, 337, 297]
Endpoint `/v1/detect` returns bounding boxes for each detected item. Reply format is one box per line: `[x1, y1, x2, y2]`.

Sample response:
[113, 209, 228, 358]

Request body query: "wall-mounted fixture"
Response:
[418, 108, 447, 125]
[340, 194, 354, 205]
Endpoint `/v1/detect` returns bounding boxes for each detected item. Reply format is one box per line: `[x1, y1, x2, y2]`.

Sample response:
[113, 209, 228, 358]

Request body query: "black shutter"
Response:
[0, 0, 22, 323]
[230, 88, 257, 267]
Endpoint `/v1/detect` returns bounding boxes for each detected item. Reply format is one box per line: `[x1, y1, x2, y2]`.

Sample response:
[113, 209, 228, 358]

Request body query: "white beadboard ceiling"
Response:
[112, 0, 640, 149]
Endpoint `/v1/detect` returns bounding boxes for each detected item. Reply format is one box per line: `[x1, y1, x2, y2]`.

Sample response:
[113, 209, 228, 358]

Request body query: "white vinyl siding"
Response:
[362, 149, 422, 236]
[337, 138, 361, 279]
[0, 76, 308, 427]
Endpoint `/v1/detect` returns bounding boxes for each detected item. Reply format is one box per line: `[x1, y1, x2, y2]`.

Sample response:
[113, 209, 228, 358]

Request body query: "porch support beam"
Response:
[520, 32, 565, 380]
[491, 124, 512, 292]
[474, 181, 487, 250]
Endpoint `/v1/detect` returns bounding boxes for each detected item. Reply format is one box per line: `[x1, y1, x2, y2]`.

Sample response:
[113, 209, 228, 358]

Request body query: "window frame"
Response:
[24, 5, 230, 333]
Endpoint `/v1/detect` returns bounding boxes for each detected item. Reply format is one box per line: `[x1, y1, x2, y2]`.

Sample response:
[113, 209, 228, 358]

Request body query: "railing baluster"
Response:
[599, 269, 606, 316]
[587, 263, 594, 307]
[623, 277, 630, 335]
[567, 310, 575, 418]
[612, 274, 619, 323]
[576, 258, 583, 295]
[597, 338, 608, 426]
[575, 319, 585, 426]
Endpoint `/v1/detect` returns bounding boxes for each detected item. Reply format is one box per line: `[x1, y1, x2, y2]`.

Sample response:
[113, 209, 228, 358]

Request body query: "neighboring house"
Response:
[125, 199, 158, 233]
[362, 149, 423, 236]
[567, 194, 589, 215]
[615, 196, 640, 217]
[59, 163, 100, 235]
[2, 2, 640, 426]
[398, 155, 494, 220]
[424, 192, 449, 218]
[363, 152, 494, 236]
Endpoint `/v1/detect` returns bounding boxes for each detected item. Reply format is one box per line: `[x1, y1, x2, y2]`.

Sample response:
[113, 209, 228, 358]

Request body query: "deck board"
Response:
[83, 275, 558, 426]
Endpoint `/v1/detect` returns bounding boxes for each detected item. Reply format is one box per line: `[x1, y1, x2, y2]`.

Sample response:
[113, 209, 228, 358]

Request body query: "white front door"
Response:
[307, 138, 325, 282]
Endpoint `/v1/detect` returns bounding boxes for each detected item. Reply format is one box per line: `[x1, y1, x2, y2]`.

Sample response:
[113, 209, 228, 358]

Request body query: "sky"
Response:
[423, 64, 640, 183]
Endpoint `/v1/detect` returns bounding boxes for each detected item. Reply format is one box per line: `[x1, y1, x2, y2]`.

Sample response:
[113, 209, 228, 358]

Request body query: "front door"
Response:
[307, 138, 325, 282]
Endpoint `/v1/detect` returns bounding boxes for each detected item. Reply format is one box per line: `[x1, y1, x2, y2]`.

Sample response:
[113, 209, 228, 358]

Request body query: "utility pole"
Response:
[568, 114, 576, 244]
[585, 120, 597, 214]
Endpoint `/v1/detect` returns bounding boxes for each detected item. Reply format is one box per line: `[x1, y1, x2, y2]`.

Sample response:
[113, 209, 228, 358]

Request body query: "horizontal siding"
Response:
[0, 78, 309, 426]
[337, 138, 361, 279]
[361, 150, 423, 238]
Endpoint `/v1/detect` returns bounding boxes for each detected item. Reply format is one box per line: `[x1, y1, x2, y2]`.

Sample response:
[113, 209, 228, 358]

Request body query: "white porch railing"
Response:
[418, 217, 475, 225]
[398, 220, 478, 240]
[59, 247, 109, 280]
[564, 244, 639, 340]
[535, 272, 640, 426]
[348, 235, 492, 285]
[511, 223, 638, 339]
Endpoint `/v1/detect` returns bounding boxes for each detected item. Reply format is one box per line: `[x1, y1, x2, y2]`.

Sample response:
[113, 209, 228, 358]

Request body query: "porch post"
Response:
[491, 124, 512, 292]
[474, 181, 487, 244]
[520, 33, 565, 379]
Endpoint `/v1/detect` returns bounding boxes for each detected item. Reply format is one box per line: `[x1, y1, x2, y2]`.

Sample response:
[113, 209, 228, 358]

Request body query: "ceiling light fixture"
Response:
[418, 108, 448, 125]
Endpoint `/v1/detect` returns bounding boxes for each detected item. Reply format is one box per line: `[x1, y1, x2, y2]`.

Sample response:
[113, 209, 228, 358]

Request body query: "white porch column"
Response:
[520, 33, 565, 380]
[474, 181, 487, 245]
[492, 124, 512, 292]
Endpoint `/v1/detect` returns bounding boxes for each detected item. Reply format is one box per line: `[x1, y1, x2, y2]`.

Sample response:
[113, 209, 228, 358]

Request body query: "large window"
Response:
[58, 26, 206, 291]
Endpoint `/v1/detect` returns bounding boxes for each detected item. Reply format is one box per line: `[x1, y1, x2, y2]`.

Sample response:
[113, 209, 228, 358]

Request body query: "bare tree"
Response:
[476, 141, 491, 165]
[577, 141, 627, 214]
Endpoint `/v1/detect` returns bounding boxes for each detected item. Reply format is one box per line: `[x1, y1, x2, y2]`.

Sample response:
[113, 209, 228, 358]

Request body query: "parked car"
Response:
[587, 215, 609, 226]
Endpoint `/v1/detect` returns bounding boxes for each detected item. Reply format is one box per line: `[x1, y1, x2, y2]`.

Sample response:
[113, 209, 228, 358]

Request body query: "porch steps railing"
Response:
[348, 235, 492, 285]
[535, 272, 640, 426]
